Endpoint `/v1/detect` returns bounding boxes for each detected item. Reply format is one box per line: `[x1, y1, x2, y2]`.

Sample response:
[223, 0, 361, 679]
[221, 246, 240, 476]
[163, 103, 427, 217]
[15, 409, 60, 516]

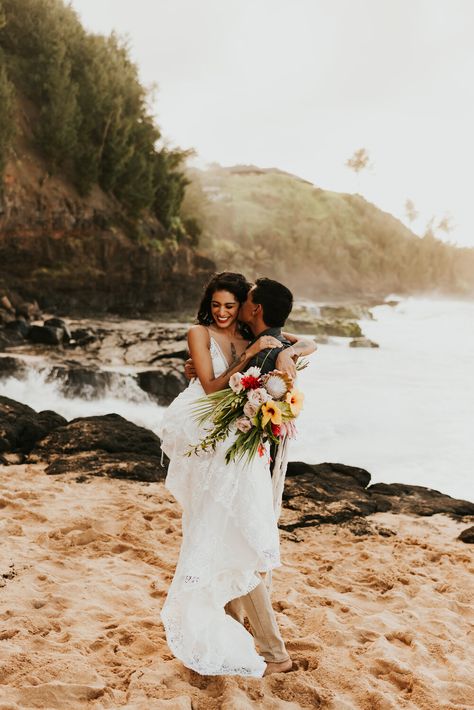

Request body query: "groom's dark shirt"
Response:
[247, 327, 292, 374]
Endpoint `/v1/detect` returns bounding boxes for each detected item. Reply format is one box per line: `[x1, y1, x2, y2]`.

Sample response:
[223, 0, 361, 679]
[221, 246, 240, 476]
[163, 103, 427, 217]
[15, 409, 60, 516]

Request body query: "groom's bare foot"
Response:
[263, 658, 293, 676]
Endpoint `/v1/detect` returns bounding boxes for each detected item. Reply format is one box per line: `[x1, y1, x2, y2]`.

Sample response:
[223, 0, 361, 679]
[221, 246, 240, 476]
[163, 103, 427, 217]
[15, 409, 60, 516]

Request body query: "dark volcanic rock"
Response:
[458, 526, 474, 543]
[368, 481, 474, 517]
[0, 326, 26, 350]
[44, 318, 71, 341]
[0, 356, 27, 380]
[15, 300, 42, 320]
[5, 318, 31, 338]
[280, 461, 474, 531]
[28, 413, 167, 482]
[137, 360, 187, 405]
[0, 396, 67, 459]
[47, 364, 117, 399]
[68, 328, 97, 347]
[28, 324, 64, 345]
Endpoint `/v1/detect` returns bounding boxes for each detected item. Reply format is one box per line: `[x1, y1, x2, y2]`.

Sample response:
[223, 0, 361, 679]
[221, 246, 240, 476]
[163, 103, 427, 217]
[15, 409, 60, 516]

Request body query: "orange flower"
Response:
[285, 389, 304, 416]
[261, 400, 283, 428]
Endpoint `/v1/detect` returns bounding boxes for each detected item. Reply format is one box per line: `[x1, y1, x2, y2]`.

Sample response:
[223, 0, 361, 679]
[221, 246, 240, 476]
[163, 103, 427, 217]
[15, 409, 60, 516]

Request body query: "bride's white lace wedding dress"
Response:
[157, 335, 281, 677]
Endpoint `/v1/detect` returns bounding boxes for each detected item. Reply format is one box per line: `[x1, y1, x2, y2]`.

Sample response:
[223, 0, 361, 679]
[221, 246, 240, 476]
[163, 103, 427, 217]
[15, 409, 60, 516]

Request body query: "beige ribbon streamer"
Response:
[263, 435, 290, 593]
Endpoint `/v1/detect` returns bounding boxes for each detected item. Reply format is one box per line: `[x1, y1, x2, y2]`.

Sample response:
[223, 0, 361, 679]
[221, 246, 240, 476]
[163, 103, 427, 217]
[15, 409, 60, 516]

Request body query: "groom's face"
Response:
[239, 286, 258, 325]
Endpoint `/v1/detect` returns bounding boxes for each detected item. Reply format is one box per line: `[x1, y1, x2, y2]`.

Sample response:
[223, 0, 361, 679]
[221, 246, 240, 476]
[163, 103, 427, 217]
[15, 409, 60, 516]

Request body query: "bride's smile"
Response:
[210, 290, 240, 329]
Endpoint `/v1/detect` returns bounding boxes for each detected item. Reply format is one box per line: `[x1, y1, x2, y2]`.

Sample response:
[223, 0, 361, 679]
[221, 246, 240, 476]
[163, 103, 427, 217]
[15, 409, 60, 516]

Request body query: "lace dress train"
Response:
[157, 337, 281, 677]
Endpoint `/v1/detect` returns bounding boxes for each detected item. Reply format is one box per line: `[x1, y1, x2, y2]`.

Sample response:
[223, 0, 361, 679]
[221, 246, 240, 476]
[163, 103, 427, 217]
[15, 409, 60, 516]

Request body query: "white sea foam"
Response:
[292, 296, 474, 501]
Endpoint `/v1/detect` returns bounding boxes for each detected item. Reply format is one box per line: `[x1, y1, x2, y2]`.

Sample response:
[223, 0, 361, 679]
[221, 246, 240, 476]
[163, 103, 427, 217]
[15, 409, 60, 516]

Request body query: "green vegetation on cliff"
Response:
[182, 165, 474, 298]
[0, 0, 188, 227]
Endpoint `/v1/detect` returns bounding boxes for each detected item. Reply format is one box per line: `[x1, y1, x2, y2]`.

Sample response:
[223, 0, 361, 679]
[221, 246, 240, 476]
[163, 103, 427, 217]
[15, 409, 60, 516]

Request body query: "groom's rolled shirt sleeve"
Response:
[246, 328, 292, 374]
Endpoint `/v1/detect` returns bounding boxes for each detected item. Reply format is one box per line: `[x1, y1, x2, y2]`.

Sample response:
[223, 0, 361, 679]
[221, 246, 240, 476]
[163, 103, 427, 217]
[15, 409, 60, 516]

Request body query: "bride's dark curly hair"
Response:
[197, 272, 251, 334]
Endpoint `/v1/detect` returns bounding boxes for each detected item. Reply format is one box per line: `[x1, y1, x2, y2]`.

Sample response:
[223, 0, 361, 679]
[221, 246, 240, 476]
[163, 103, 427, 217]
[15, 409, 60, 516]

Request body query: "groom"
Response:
[225, 277, 294, 675]
[239, 277, 295, 374]
[185, 277, 296, 675]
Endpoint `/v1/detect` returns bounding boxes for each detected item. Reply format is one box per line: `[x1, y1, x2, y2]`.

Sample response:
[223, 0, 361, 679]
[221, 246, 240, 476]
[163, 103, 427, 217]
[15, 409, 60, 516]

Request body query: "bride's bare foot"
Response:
[263, 658, 293, 676]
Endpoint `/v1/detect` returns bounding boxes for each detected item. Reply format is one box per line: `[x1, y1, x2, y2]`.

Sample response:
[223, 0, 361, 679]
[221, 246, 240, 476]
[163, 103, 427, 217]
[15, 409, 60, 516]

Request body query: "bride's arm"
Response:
[187, 325, 282, 395]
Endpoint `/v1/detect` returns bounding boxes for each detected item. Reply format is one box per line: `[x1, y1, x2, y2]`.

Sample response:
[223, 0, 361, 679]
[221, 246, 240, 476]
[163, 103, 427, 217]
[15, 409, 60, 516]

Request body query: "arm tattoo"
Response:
[221, 350, 245, 378]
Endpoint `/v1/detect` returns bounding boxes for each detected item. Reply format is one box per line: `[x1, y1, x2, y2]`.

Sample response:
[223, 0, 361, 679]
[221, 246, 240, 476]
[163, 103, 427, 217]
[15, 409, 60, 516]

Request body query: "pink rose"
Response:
[236, 416, 253, 433]
[247, 387, 270, 407]
[243, 400, 259, 418]
[229, 373, 243, 394]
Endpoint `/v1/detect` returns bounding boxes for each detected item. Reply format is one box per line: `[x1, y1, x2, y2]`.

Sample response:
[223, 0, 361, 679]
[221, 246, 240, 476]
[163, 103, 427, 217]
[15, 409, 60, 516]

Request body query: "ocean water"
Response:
[1, 297, 473, 501]
[293, 296, 474, 501]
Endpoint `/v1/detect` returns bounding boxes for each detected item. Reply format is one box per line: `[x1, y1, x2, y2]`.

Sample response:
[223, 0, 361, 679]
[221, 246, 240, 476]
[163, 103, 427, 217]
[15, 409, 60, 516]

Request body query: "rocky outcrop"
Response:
[0, 162, 214, 316]
[28, 413, 167, 482]
[287, 316, 363, 338]
[286, 304, 365, 338]
[281, 462, 474, 532]
[0, 395, 166, 480]
[1, 398, 473, 539]
[137, 363, 187, 406]
[349, 337, 379, 348]
[458, 526, 474, 543]
[0, 315, 190, 404]
[0, 396, 66, 462]
[320, 305, 374, 320]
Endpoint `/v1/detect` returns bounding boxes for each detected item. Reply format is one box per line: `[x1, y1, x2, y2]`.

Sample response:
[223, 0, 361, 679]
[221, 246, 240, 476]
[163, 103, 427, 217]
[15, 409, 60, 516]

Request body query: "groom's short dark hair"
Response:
[252, 278, 293, 328]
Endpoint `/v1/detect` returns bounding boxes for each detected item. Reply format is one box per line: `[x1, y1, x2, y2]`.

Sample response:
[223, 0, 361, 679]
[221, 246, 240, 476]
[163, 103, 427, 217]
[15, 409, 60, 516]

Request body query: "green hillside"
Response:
[0, 0, 188, 231]
[182, 164, 474, 299]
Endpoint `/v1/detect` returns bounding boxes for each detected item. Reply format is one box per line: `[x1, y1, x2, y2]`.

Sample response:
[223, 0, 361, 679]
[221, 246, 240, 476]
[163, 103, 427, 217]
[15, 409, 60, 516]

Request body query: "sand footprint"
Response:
[370, 657, 415, 692]
[385, 630, 414, 648]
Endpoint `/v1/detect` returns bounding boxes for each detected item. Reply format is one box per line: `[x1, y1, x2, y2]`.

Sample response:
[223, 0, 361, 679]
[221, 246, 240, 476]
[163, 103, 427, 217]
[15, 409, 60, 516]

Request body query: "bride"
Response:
[158, 272, 315, 677]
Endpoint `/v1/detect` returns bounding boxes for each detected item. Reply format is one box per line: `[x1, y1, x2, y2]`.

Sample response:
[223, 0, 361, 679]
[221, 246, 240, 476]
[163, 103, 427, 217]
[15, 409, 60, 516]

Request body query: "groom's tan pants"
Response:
[225, 572, 290, 663]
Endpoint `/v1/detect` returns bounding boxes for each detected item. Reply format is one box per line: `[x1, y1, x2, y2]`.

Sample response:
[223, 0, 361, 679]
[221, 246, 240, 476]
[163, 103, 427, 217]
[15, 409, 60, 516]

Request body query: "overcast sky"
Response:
[70, 0, 474, 247]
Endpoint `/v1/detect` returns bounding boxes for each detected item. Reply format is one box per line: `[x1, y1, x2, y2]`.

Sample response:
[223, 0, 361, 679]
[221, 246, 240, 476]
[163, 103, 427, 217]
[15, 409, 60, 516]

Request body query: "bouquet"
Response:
[187, 366, 304, 465]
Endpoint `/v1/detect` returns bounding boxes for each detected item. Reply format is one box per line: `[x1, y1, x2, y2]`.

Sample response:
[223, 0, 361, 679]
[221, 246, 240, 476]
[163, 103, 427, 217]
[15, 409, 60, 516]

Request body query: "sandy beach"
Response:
[1, 463, 473, 710]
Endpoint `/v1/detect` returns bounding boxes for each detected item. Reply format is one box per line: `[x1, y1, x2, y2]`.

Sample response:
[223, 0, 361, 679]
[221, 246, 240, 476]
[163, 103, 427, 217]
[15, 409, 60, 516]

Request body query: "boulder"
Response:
[47, 364, 117, 399]
[68, 328, 97, 347]
[0, 396, 67, 458]
[368, 481, 474, 517]
[0, 356, 27, 380]
[4, 318, 31, 338]
[279, 461, 474, 531]
[28, 413, 167, 482]
[137, 360, 187, 405]
[27, 324, 64, 345]
[458, 526, 474, 543]
[0, 307, 15, 326]
[44, 317, 71, 341]
[15, 300, 42, 320]
[0, 328, 26, 351]
[349, 337, 379, 348]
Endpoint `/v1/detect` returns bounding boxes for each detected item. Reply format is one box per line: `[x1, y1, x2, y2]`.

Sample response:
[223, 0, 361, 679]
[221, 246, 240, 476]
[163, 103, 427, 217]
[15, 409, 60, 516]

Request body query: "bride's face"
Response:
[210, 290, 240, 329]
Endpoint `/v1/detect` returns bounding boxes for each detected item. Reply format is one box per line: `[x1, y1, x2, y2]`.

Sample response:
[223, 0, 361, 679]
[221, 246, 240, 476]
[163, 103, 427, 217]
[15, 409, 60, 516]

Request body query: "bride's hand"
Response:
[247, 335, 282, 359]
